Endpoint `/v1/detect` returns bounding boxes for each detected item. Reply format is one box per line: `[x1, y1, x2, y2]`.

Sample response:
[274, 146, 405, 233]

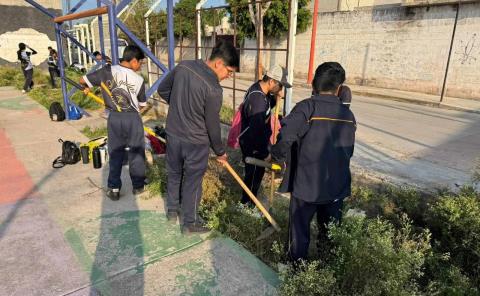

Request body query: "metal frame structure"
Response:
[24, 0, 176, 120]
[146, 0, 298, 116]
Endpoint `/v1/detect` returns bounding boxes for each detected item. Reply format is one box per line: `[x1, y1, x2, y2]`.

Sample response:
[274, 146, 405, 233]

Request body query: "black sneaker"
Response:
[182, 223, 210, 235]
[106, 188, 120, 201]
[166, 210, 179, 222]
[132, 186, 145, 195]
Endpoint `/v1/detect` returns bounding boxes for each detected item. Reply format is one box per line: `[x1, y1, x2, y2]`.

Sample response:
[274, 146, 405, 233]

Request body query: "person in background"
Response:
[17, 43, 37, 93]
[47, 46, 60, 88]
[93, 51, 112, 65]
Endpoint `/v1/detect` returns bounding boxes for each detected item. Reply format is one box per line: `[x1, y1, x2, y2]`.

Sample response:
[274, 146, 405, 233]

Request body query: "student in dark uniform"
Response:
[239, 65, 291, 205]
[271, 62, 356, 261]
[157, 40, 239, 234]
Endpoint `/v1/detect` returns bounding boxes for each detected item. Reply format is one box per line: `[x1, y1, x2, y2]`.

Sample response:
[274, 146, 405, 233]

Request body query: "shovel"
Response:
[221, 161, 281, 239]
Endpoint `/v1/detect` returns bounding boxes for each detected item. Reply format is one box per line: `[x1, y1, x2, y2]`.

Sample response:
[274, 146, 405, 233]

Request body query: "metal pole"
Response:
[108, 2, 119, 65]
[97, 0, 106, 59]
[196, 0, 207, 59]
[76, 27, 81, 64]
[55, 23, 70, 120]
[79, 25, 86, 65]
[90, 22, 97, 54]
[67, 36, 73, 65]
[155, 42, 160, 81]
[307, 0, 319, 84]
[256, 2, 261, 80]
[146, 17, 152, 87]
[84, 24, 92, 65]
[68, 0, 72, 31]
[285, 0, 298, 114]
[233, 7, 237, 111]
[166, 0, 175, 70]
[440, 3, 459, 103]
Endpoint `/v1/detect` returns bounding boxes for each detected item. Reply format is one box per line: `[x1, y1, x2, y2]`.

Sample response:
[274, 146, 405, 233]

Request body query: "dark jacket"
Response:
[271, 94, 356, 204]
[157, 60, 225, 156]
[239, 82, 276, 159]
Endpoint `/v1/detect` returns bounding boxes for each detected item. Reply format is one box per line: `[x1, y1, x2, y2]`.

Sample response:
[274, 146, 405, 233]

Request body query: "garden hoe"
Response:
[221, 161, 281, 240]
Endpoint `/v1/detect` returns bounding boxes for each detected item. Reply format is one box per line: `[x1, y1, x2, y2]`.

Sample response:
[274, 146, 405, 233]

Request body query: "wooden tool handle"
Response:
[223, 162, 281, 232]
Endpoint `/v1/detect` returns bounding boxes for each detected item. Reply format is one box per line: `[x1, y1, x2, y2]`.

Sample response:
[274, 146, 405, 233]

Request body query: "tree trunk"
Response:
[248, 2, 272, 80]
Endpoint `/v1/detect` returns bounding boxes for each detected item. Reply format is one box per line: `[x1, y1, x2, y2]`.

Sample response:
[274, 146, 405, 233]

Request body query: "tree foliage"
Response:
[226, 0, 312, 42]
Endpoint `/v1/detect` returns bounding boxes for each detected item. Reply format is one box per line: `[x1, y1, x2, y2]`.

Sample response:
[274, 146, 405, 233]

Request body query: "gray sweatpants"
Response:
[107, 111, 146, 190]
[166, 135, 209, 226]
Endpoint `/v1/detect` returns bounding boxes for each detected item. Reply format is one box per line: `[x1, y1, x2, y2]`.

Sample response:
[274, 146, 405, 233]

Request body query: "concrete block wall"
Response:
[292, 3, 480, 99]
[0, 0, 61, 67]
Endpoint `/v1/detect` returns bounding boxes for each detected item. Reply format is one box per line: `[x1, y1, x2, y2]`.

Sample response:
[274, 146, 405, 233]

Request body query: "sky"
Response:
[64, 0, 227, 12]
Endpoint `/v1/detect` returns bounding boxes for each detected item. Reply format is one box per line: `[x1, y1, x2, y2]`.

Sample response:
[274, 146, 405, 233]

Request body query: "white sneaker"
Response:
[22, 90, 26, 94]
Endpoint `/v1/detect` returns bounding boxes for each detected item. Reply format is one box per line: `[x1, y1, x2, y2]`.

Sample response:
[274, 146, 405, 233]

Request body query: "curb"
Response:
[292, 81, 479, 115]
[351, 90, 480, 115]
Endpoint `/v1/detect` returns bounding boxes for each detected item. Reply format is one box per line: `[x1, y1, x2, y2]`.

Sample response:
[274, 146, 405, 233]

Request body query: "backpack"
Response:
[227, 90, 264, 149]
[52, 139, 81, 168]
[49, 102, 65, 121]
[68, 103, 83, 120]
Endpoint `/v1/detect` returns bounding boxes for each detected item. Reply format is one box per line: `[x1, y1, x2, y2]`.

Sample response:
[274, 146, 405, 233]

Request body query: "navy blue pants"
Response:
[22, 68, 33, 91]
[166, 135, 209, 226]
[107, 112, 146, 190]
[288, 196, 344, 261]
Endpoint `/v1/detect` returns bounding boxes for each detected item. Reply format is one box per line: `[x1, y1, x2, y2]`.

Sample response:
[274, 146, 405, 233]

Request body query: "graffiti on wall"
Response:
[455, 33, 478, 65]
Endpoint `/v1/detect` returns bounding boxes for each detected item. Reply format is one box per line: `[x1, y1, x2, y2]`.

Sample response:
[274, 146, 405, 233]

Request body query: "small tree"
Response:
[121, 0, 155, 43]
[226, 0, 311, 78]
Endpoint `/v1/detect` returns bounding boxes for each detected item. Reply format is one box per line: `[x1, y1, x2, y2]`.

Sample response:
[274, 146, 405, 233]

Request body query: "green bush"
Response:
[425, 188, 480, 286]
[280, 261, 336, 296]
[423, 252, 479, 295]
[280, 215, 431, 296]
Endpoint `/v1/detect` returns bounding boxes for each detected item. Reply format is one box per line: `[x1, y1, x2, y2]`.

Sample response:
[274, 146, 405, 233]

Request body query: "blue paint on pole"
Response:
[167, 0, 175, 70]
[97, 0, 106, 60]
[108, 3, 119, 65]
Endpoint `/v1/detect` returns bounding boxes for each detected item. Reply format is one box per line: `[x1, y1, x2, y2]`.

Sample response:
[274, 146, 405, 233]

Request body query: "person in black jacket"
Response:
[17, 43, 37, 93]
[157, 40, 239, 234]
[271, 62, 356, 261]
[47, 46, 59, 88]
[239, 64, 291, 205]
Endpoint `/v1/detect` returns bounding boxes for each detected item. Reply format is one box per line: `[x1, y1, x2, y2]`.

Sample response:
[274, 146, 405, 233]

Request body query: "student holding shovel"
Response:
[271, 62, 356, 261]
[239, 65, 291, 206]
[157, 40, 239, 234]
[79, 45, 148, 201]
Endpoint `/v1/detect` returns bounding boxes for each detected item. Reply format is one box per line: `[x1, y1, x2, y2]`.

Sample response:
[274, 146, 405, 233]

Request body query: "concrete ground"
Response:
[0, 86, 278, 296]
[220, 77, 480, 190]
